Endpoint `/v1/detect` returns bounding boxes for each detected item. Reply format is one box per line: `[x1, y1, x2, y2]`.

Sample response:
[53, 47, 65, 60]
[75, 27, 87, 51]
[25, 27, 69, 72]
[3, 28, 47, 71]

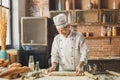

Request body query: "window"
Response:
[0, 0, 11, 47]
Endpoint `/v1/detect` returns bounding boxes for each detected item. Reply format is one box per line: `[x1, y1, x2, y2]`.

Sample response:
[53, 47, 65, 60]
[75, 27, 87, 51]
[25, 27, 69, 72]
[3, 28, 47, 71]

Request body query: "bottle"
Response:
[35, 61, 40, 72]
[58, 0, 62, 11]
[101, 26, 107, 36]
[113, 0, 116, 9]
[28, 56, 34, 72]
[68, 11, 71, 23]
[66, 0, 70, 10]
[107, 26, 111, 37]
[103, 14, 106, 23]
[112, 26, 117, 36]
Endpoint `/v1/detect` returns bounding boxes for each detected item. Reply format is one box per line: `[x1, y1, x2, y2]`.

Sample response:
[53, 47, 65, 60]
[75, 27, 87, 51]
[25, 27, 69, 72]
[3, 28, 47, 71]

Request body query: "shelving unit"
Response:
[49, 0, 120, 25]
[49, 0, 120, 39]
[50, 9, 120, 25]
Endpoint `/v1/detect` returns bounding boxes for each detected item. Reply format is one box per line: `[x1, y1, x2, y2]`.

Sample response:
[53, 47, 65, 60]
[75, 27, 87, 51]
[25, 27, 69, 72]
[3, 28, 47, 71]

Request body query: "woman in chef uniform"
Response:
[47, 13, 89, 75]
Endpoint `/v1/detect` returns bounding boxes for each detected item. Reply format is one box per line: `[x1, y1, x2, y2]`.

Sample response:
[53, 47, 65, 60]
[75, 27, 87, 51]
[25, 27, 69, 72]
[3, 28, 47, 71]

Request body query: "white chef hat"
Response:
[53, 13, 68, 29]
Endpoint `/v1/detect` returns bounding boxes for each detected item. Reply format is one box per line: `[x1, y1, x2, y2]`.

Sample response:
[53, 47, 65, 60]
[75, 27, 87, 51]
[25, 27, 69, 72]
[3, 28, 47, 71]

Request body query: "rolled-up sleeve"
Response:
[51, 37, 59, 64]
[80, 37, 89, 64]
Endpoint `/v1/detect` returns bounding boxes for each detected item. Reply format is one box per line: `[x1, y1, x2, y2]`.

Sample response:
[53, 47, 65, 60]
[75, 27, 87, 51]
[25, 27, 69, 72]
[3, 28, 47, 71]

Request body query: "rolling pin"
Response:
[106, 70, 120, 76]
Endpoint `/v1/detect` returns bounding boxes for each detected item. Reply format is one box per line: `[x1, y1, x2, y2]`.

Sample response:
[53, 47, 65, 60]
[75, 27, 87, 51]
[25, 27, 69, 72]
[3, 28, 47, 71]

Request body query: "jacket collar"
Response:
[60, 29, 73, 39]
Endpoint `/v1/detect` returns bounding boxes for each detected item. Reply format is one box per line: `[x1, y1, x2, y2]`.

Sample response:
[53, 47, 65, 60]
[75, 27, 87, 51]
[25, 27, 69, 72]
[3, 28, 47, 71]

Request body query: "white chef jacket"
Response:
[51, 29, 89, 71]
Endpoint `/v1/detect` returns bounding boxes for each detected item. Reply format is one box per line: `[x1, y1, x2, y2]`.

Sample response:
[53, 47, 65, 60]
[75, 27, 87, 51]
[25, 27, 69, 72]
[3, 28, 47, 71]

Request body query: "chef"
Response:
[47, 13, 89, 75]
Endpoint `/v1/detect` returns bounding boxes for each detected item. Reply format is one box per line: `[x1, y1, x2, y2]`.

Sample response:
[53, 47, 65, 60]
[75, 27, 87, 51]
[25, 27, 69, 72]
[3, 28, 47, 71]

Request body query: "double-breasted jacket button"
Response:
[72, 47, 74, 49]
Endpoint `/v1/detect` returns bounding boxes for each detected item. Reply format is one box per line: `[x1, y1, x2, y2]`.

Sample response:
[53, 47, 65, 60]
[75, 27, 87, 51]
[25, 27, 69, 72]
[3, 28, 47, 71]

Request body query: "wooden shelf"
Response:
[50, 9, 120, 25]
[86, 36, 120, 39]
[88, 57, 120, 60]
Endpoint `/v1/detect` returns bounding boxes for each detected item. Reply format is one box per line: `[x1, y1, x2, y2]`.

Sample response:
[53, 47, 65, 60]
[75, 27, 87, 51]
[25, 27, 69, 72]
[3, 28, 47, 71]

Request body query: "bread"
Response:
[2, 74, 19, 79]
[8, 63, 22, 68]
[0, 59, 4, 64]
[0, 59, 9, 67]
[0, 66, 30, 77]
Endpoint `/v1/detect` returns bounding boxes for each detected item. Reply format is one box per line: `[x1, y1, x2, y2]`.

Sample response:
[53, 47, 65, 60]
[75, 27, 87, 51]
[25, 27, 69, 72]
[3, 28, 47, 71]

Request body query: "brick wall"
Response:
[75, 25, 120, 59]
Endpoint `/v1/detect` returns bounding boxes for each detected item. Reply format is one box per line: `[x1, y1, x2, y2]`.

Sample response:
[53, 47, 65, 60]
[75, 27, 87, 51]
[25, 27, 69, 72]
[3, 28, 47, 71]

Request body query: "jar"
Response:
[101, 26, 107, 36]
[86, 32, 89, 37]
[107, 26, 111, 37]
[112, 26, 117, 36]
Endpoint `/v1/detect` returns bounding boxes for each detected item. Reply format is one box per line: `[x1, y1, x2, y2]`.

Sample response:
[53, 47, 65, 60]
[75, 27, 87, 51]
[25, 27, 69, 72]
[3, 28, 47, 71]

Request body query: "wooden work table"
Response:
[0, 69, 120, 80]
[0, 72, 120, 80]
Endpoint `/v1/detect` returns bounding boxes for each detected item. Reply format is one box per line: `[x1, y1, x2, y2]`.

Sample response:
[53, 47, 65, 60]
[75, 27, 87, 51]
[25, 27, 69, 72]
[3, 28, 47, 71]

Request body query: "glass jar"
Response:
[107, 26, 111, 37]
[112, 26, 117, 36]
[101, 26, 107, 36]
